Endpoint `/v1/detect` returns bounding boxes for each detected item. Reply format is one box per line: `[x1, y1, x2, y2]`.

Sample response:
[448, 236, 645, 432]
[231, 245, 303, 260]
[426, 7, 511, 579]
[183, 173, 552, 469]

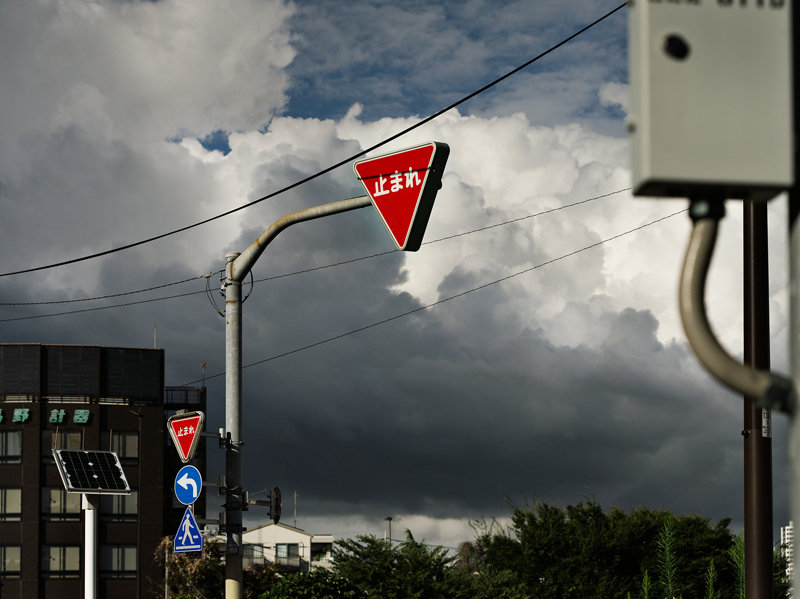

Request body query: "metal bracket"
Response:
[679, 199, 796, 414]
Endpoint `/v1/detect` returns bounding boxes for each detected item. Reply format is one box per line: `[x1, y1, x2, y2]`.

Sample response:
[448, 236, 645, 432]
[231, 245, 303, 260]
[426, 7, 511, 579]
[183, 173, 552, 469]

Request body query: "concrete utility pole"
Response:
[223, 196, 371, 598]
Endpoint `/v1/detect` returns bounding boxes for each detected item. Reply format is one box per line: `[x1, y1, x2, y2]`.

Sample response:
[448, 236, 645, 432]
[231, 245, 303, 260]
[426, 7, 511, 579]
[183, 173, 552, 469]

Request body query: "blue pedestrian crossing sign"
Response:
[174, 464, 202, 505]
[174, 507, 203, 553]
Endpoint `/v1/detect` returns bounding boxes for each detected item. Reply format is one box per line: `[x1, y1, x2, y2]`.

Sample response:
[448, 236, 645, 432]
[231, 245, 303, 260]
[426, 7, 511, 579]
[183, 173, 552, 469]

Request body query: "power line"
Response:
[255, 188, 631, 283]
[0, 2, 627, 279]
[180, 207, 686, 386]
[0, 288, 206, 323]
[0, 273, 214, 306]
[0, 188, 628, 315]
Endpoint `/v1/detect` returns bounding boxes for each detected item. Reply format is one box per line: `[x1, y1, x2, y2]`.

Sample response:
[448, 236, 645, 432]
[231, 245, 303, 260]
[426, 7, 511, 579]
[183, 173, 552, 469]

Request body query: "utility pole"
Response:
[223, 250, 244, 599]
[627, 0, 794, 591]
[220, 143, 448, 598]
[743, 199, 773, 599]
[222, 196, 372, 599]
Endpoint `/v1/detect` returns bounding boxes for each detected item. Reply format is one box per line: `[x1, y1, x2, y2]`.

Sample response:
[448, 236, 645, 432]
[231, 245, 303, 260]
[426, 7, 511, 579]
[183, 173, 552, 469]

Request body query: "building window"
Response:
[243, 544, 267, 569]
[0, 546, 21, 578]
[276, 543, 300, 559]
[42, 546, 80, 578]
[0, 489, 21, 522]
[100, 491, 137, 522]
[42, 430, 82, 459]
[100, 431, 138, 460]
[100, 545, 136, 578]
[41, 488, 81, 521]
[311, 542, 333, 563]
[0, 431, 21, 464]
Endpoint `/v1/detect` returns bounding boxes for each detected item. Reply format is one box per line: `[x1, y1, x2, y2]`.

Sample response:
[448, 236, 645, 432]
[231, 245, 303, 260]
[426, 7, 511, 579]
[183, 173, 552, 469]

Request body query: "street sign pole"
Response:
[221, 147, 448, 599]
[224, 250, 244, 599]
[222, 196, 371, 599]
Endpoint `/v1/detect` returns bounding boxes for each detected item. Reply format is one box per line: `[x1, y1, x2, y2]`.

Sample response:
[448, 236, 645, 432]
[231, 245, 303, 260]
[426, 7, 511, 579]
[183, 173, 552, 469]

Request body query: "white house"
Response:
[242, 522, 334, 572]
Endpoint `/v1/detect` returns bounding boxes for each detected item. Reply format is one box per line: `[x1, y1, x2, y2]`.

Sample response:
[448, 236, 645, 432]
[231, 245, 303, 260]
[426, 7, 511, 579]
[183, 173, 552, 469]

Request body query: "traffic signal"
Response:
[269, 487, 282, 524]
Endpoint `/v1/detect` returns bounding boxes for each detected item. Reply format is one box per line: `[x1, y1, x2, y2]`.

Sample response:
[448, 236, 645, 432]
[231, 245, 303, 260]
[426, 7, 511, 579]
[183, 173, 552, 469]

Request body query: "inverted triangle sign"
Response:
[167, 411, 204, 463]
[354, 142, 449, 251]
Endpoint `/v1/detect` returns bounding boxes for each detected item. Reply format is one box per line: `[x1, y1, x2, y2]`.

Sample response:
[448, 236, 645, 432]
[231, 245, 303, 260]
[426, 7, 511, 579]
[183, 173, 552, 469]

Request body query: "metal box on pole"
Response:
[628, 0, 793, 201]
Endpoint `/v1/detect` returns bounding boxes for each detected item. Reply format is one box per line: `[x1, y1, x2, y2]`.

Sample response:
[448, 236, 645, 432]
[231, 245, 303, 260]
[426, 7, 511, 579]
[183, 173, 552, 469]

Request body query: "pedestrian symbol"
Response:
[174, 507, 203, 553]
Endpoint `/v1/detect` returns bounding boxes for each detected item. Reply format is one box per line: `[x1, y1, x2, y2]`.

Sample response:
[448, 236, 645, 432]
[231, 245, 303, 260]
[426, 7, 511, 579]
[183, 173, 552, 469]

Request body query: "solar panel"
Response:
[53, 449, 131, 495]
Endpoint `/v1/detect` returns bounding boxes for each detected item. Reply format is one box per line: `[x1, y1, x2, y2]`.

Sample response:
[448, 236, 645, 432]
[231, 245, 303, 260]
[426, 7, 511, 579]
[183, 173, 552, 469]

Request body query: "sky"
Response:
[0, 0, 793, 551]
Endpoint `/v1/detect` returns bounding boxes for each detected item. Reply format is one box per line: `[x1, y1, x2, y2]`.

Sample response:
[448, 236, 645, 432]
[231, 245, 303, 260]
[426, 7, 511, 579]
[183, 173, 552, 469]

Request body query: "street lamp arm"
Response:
[230, 195, 372, 282]
[222, 192, 372, 598]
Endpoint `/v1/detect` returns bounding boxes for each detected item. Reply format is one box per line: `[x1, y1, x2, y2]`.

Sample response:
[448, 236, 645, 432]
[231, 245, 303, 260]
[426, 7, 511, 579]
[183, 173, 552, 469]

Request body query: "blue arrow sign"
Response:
[174, 507, 203, 553]
[174, 465, 202, 505]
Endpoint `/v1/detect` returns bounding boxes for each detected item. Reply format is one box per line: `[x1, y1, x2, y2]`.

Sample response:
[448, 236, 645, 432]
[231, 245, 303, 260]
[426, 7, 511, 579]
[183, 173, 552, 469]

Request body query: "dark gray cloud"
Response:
[0, 0, 790, 550]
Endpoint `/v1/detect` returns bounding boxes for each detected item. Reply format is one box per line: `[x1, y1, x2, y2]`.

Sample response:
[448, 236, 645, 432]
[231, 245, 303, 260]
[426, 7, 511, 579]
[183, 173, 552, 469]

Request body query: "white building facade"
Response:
[782, 521, 794, 598]
[242, 522, 334, 573]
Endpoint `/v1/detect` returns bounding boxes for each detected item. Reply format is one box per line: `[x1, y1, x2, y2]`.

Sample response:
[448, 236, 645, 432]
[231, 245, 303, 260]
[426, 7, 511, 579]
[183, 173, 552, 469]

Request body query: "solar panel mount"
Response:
[53, 449, 131, 495]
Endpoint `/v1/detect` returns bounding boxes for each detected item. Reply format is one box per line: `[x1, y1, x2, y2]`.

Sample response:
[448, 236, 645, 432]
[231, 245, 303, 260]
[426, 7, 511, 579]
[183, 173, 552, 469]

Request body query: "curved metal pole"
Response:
[223, 194, 371, 599]
[230, 195, 371, 283]
[678, 201, 794, 413]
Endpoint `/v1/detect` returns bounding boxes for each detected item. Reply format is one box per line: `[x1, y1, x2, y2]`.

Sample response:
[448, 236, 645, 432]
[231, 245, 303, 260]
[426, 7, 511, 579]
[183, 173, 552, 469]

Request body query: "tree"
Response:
[332, 530, 461, 599]
[150, 536, 278, 599]
[258, 568, 364, 599]
[474, 499, 738, 598]
[451, 540, 531, 599]
[151, 536, 224, 599]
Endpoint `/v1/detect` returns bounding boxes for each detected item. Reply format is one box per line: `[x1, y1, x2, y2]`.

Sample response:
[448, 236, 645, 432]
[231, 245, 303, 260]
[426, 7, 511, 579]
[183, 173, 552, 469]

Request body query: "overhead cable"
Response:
[0, 274, 214, 306]
[0, 2, 627, 279]
[0, 289, 206, 323]
[180, 207, 686, 386]
[1, 188, 628, 314]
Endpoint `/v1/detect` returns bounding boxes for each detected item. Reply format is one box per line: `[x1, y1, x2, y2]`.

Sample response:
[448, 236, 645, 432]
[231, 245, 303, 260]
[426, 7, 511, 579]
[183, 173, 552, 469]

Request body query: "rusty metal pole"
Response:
[743, 199, 773, 599]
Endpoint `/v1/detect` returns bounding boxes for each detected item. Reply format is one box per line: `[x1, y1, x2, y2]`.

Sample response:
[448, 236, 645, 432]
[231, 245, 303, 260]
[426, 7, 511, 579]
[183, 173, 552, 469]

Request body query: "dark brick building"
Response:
[0, 344, 205, 598]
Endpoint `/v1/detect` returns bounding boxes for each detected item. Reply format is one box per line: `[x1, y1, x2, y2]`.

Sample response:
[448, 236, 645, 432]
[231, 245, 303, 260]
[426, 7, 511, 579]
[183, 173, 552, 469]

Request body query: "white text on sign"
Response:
[372, 168, 423, 198]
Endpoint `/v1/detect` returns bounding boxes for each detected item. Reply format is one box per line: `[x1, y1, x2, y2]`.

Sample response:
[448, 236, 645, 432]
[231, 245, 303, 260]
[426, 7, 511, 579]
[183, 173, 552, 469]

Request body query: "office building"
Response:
[0, 343, 205, 598]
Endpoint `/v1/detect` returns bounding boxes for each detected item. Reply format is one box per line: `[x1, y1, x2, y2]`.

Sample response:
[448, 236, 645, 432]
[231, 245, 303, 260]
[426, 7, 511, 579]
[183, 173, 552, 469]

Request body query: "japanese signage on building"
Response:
[0, 407, 93, 424]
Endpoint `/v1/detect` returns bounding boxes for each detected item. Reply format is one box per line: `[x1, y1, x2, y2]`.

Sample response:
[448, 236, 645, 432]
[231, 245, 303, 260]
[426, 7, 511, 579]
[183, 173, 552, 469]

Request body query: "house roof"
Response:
[245, 521, 312, 536]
